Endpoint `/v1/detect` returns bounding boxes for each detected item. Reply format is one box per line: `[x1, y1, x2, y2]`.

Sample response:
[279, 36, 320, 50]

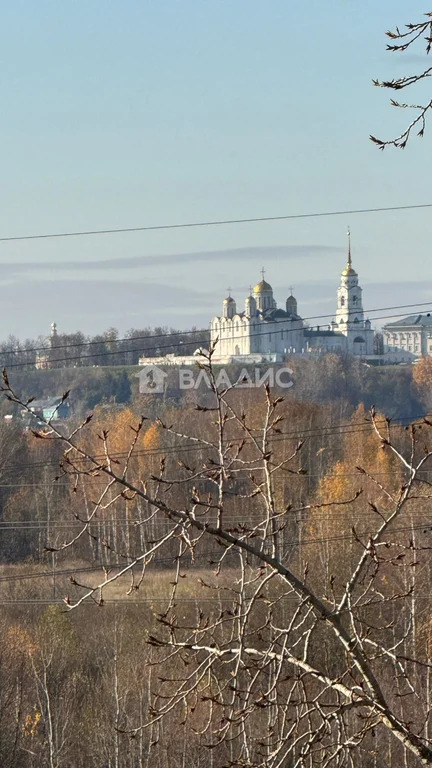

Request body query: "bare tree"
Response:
[371, 11, 432, 148]
[5, 356, 432, 766]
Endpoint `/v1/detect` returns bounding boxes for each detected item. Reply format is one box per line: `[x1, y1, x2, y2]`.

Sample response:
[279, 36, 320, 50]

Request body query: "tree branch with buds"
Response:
[371, 12, 432, 148]
[5, 357, 432, 766]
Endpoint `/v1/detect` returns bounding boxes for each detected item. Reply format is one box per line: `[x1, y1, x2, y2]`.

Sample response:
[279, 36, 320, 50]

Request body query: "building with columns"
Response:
[382, 314, 432, 361]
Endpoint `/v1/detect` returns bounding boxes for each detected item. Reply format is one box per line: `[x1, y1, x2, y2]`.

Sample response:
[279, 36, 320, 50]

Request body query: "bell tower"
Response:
[335, 228, 364, 334]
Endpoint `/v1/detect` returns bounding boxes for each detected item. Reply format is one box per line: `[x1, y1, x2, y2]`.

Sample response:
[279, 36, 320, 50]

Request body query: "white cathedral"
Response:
[209, 231, 374, 363]
[138, 232, 375, 368]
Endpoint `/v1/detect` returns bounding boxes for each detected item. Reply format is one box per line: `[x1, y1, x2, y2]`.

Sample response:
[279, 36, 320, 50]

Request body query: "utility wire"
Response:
[1, 519, 432, 595]
[3, 306, 431, 368]
[0, 203, 431, 242]
[0, 463, 431, 488]
[0, 416, 427, 476]
[1, 595, 432, 605]
[2, 517, 432, 583]
[2, 510, 432, 530]
[0, 414, 427, 475]
[2, 300, 432, 359]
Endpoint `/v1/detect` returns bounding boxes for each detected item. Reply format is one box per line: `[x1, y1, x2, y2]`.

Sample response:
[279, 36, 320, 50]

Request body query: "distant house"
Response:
[26, 397, 70, 422]
[382, 314, 432, 361]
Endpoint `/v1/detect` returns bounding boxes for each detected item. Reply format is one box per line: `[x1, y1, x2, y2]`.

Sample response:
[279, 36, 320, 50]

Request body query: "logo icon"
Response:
[136, 366, 167, 394]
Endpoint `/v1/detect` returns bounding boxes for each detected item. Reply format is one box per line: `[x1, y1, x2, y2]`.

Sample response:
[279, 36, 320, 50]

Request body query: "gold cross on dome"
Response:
[261, 267, 265, 280]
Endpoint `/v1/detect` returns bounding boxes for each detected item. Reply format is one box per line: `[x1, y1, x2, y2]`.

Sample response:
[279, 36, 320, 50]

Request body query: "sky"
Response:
[0, 0, 431, 339]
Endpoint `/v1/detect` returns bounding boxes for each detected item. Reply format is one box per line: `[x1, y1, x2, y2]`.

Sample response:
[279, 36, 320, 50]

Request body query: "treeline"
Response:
[0, 359, 431, 765]
[0, 389, 429, 765]
[0, 352, 424, 425]
[0, 320, 429, 423]
[0, 325, 208, 369]
[2, 388, 431, 567]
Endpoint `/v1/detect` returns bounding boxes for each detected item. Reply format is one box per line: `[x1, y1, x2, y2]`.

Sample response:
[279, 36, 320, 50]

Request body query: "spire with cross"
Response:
[222, 287, 236, 317]
[245, 285, 256, 316]
[261, 267, 266, 281]
[347, 226, 352, 268]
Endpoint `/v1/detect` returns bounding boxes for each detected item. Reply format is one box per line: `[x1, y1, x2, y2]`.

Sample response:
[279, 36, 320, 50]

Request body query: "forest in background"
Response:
[0, 349, 426, 422]
[0, 326, 207, 370]
[0, 353, 432, 765]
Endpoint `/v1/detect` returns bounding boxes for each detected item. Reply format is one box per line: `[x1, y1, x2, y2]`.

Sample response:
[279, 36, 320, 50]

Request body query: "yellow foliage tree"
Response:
[142, 422, 161, 451]
[413, 356, 432, 410]
[304, 405, 401, 584]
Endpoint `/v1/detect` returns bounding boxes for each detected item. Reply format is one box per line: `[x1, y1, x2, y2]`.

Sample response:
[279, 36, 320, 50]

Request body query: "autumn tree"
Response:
[413, 355, 432, 411]
[5, 354, 432, 767]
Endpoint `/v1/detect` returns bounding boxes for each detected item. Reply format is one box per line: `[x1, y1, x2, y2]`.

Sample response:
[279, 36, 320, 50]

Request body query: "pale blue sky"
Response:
[0, 1, 431, 337]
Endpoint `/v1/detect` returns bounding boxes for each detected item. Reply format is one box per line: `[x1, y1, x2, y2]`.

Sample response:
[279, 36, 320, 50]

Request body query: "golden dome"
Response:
[342, 265, 357, 276]
[253, 279, 273, 293]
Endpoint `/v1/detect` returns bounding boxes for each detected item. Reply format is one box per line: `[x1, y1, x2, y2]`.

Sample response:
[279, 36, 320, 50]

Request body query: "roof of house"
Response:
[29, 396, 68, 410]
[384, 314, 432, 328]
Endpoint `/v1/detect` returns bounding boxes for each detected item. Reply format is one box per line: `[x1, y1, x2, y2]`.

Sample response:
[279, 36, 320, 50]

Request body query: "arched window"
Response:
[341, 296, 345, 307]
[352, 295, 357, 304]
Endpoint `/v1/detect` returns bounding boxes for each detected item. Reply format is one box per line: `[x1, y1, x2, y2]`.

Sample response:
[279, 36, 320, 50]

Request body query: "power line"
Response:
[3, 305, 432, 369]
[1, 517, 432, 586]
[2, 300, 432, 360]
[0, 463, 430, 488]
[0, 203, 431, 243]
[0, 414, 427, 477]
[0, 554, 214, 582]
[0, 414, 426, 475]
[1, 510, 432, 531]
[1, 594, 432, 605]
[2, 593, 432, 605]
[0, 598, 259, 605]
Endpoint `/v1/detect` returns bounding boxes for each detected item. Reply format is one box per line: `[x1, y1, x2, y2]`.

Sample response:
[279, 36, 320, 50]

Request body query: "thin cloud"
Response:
[0, 278, 212, 337]
[3, 276, 431, 339]
[0, 244, 343, 280]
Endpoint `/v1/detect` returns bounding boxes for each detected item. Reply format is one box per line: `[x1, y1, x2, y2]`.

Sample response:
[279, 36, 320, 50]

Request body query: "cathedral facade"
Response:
[210, 233, 374, 362]
[210, 279, 305, 361]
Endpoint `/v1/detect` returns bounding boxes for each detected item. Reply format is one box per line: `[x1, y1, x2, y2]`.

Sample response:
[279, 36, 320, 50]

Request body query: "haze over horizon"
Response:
[1, 0, 431, 338]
